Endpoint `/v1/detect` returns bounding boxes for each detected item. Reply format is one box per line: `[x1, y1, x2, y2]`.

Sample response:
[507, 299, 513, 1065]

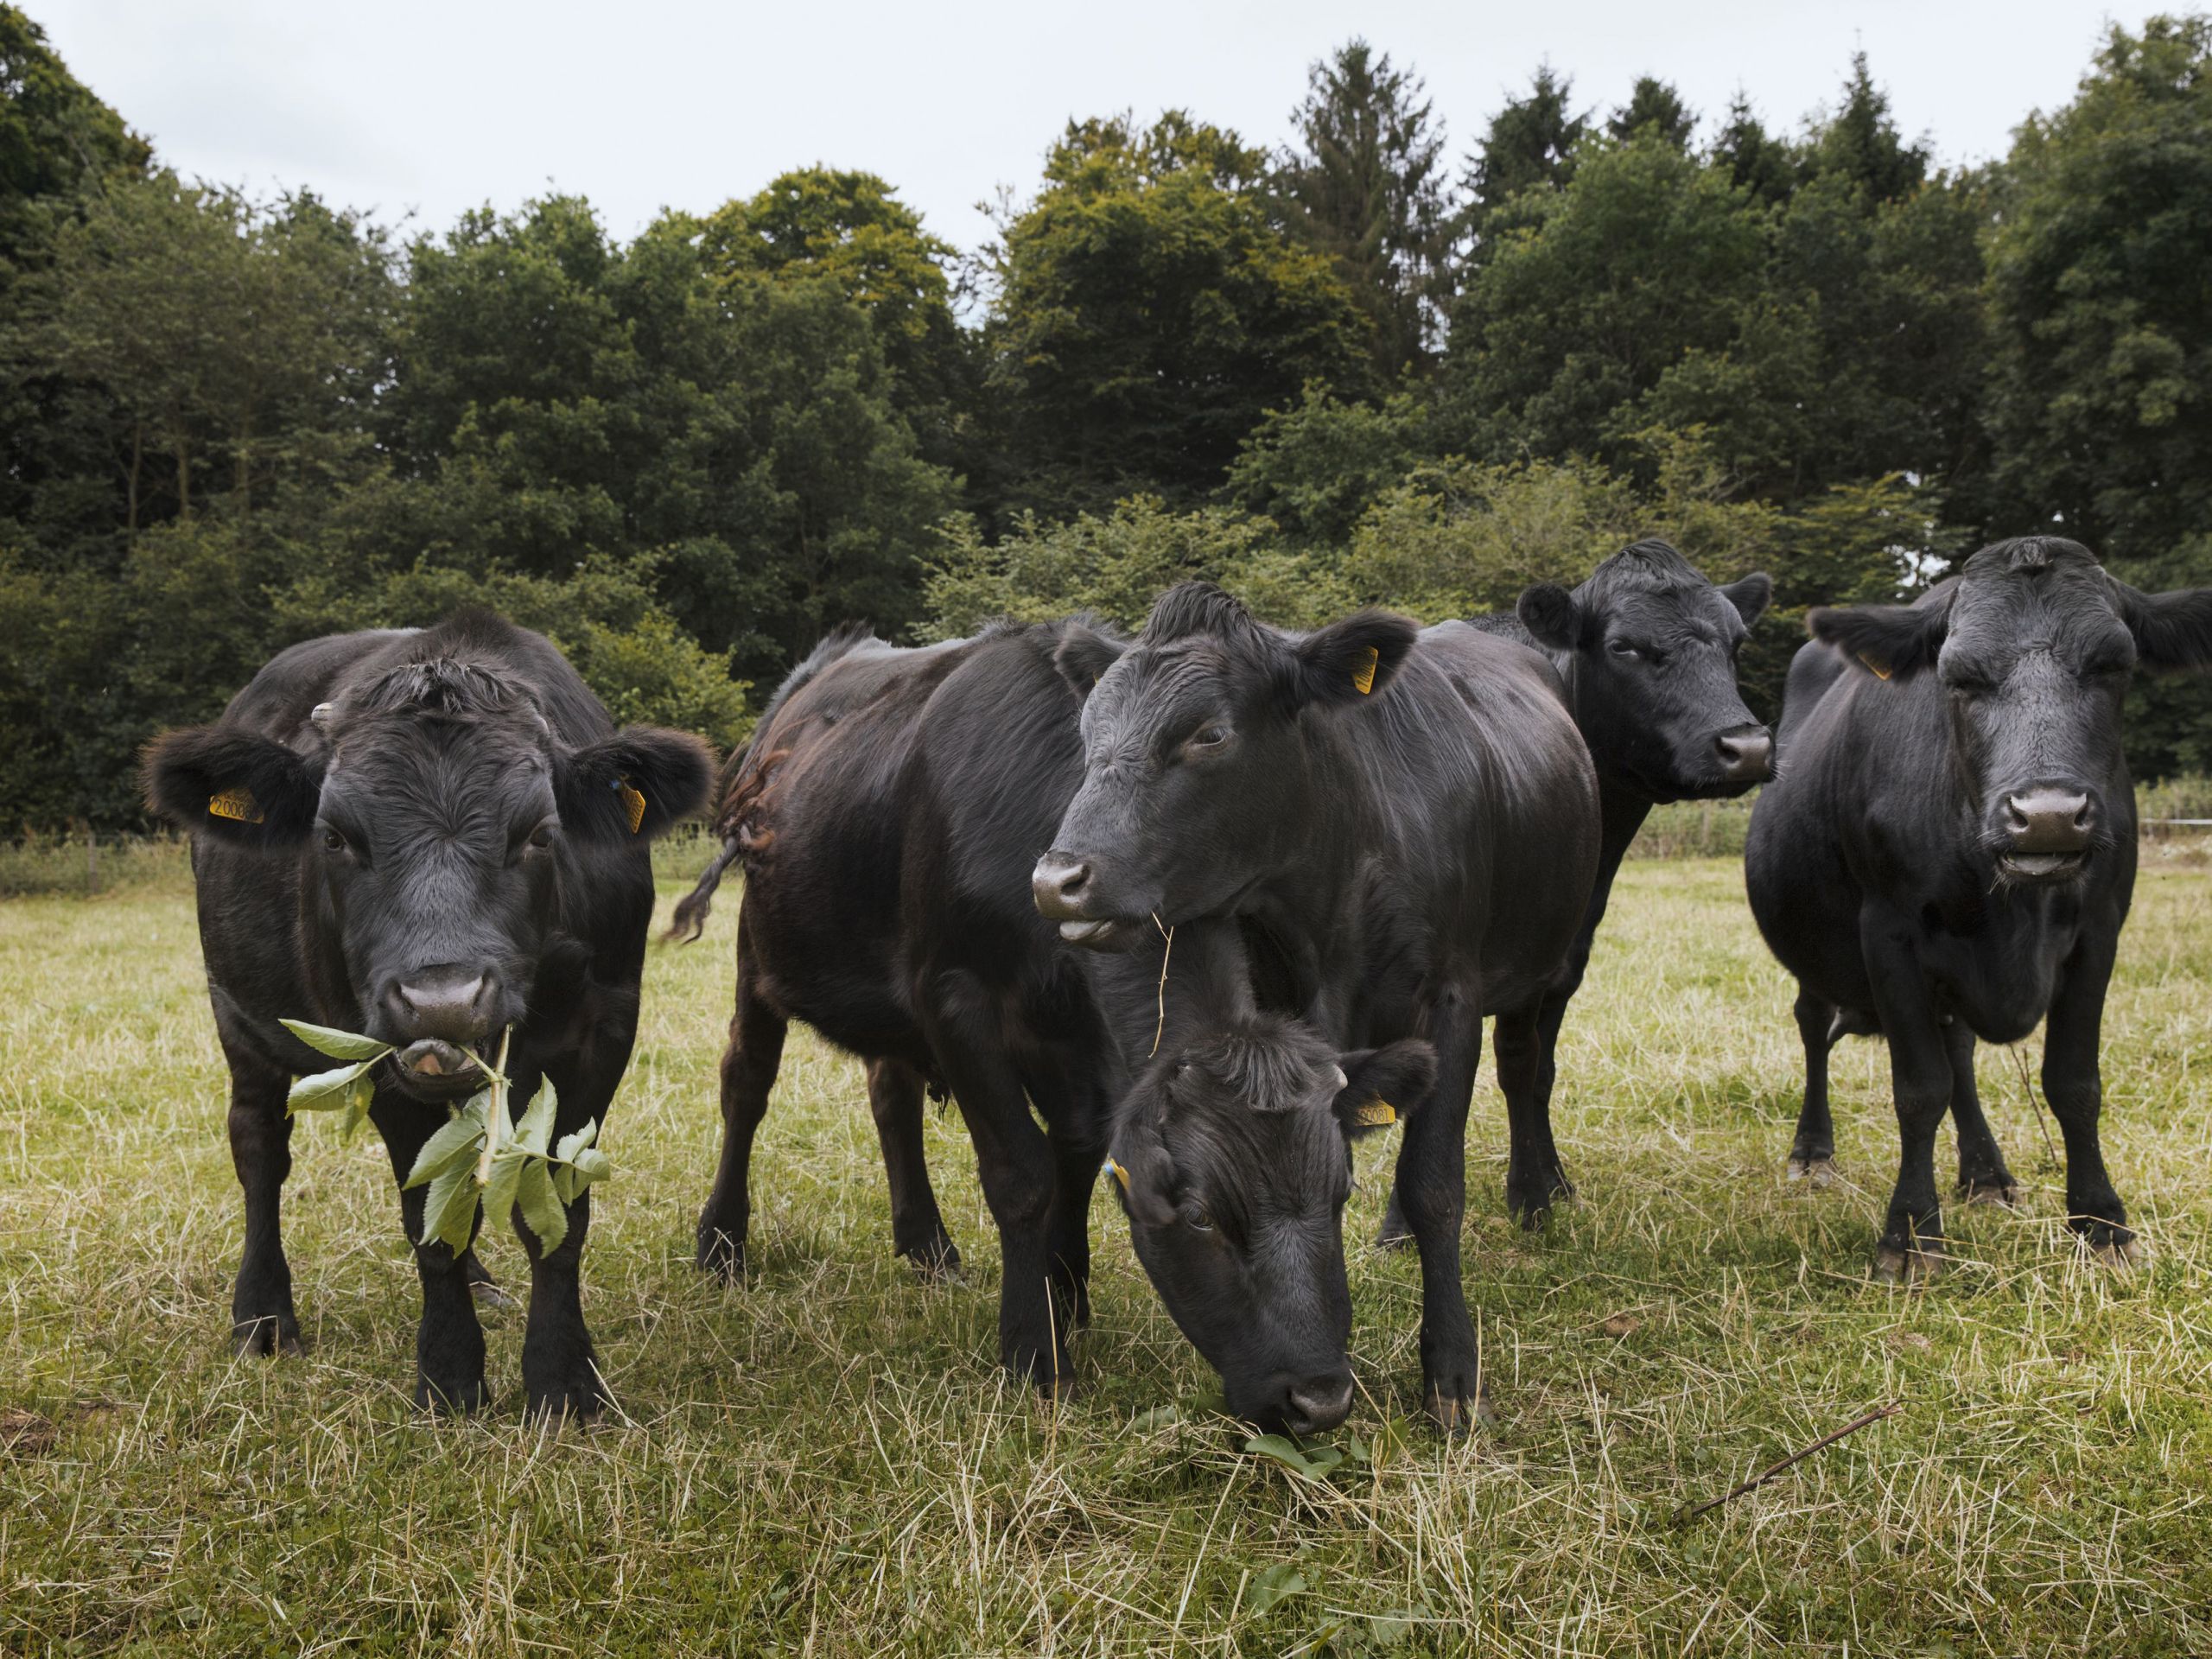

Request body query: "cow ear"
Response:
[561, 727, 715, 841]
[1808, 598, 1949, 681]
[1720, 571, 1773, 627]
[1517, 584, 1581, 651]
[1104, 1118, 1180, 1228]
[1054, 624, 1127, 700]
[2113, 582, 2212, 671]
[143, 727, 323, 847]
[1332, 1039, 1437, 1141]
[1287, 610, 1419, 709]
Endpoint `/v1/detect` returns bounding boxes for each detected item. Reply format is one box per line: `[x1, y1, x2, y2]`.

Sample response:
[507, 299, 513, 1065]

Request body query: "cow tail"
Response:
[668, 835, 741, 943]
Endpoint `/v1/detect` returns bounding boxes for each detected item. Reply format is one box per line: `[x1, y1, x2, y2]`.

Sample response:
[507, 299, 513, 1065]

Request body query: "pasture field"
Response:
[3, 861, 2209, 1656]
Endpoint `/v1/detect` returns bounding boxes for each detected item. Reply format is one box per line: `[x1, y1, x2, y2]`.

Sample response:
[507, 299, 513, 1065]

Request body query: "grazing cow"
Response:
[1745, 537, 2212, 1278]
[144, 612, 711, 1413]
[677, 620, 1433, 1433]
[1376, 538, 1772, 1236]
[1033, 582, 1600, 1426]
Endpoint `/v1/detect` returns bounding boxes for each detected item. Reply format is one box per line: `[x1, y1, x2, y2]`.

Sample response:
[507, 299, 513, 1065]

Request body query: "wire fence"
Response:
[5, 785, 2208, 899]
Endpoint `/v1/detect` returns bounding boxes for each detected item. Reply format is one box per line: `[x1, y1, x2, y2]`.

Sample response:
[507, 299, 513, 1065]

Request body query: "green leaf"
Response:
[279, 1020, 391, 1063]
[1245, 1562, 1306, 1616]
[514, 1080, 559, 1157]
[1130, 1404, 1181, 1432]
[568, 1146, 612, 1183]
[288, 1062, 368, 1113]
[340, 1070, 375, 1143]
[482, 1144, 526, 1239]
[1244, 1434, 1344, 1482]
[421, 1160, 478, 1256]
[554, 1119, 597, 1163]
[403, 1097, 488, 1190]
[515, 1159, 569, 1254]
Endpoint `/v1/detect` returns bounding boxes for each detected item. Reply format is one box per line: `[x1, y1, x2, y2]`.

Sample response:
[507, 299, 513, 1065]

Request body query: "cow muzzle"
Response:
[1713, 726, 1774, 785]
[392, 1038, 483, 1099]
[1996, 786, 2096, 881]
[1031, 851, 1132, 948]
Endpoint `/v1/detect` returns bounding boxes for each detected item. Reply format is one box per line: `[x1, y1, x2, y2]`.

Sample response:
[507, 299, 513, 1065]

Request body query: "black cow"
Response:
[1745, 537, 2212, 1278]
[1034, 582, 1600, 1427]
[677, 619, 1433, 1433]
[1376, 538, 1772, 1236]
[144, 613, 711, 1413]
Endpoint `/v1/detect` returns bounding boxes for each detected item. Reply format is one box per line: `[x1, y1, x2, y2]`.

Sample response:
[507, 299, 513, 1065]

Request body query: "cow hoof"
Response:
[1871, 1244, 1943, 1285]
[524, 1381, 607, 1422]
[1956, 1176, 2021, 1208]
[416, 1374, 489, 1415]
[1423, 1381, 1497, 1436]
[1373, 1220, 1415, 1251]
[2087, 1234, 2147, 1272]
[468, 1279, 520, 1310]
[1505, 1176, 1574, 1231]
[1786, 1155, 1837, 1190]
[696, 1229, 747, 1283]
[899, 1235, 962, 1281]
[231, 1314, 302, 1357]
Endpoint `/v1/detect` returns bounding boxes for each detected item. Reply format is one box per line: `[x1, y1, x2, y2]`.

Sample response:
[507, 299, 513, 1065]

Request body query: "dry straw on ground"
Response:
[2, 861, 2208, 1655]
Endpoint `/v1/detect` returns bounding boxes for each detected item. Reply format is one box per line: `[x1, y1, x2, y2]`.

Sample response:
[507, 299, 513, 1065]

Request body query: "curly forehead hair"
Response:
[1139, 582, 1273, 650]
[346, 659, 528, 725]
[1169, 1016, 1333, 1115]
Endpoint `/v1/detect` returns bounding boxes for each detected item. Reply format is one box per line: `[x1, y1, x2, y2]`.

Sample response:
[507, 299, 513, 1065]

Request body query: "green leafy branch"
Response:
[279, 1019, 611, 1255]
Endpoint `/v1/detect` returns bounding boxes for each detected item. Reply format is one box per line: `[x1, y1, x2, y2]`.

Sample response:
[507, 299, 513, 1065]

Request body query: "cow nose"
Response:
[2005, 788, 2094, 855]
[1282, 1371, 1356, 1435]
[385, 969, 496, 1045]
[1031, 852, 1094, 920]
[1714, 728, 1774, 783]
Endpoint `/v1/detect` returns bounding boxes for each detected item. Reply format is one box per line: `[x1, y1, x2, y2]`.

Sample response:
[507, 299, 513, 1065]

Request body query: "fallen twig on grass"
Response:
[1675, 1402, 1903, 1524]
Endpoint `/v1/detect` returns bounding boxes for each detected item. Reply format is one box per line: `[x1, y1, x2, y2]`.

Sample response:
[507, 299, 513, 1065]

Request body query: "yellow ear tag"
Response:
[1858, 653, 1891, 681]
[616, 779, 646, 835]
[1351, 644, 1379, 696]
[1354, 1098, 1395, 1128]
[1103, 1156, 1129, 1192]
[207, 787, 264, 824]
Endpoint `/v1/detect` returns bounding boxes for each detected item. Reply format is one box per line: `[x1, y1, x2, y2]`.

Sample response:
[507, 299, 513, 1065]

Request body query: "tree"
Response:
[1807, 52, 1929, 203]
[1458, 66, 1587, 270]
[1441, 133, 1768, 466]
[1608, 77, 1694, 149]
[1980, 15, 2212, 774]
[1710, 92, 1798, 204]
[983, 111, 1365, 518]
[1277, 41, 1456, 379]
[0, 4, 149, 264]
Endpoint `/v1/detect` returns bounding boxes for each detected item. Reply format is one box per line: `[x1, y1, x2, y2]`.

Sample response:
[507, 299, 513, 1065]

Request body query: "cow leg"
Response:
[1393, 989, 1488, 1432]
[512, 1063, 612, 1419]
[1787, 988, 1839, 1185]
[1947, 1022, 2018, 1205]
[224, 1052, 301, 1356]
[924, 982, 1067, 1395]
[460, 1249, 514, 1308]
[696, 930, 786, 1281]
[1862, 918, 1949, 1282]
[1044, 1120, 1099, 1332]
[372, 1096, 487, 1414]
[2043, 931, 2133, 1264]
[868, 1058, 959, 1278]
[1496, 998, 1571, 1228]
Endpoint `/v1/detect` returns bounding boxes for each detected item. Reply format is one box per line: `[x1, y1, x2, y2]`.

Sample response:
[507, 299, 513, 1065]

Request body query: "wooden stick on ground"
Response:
[1675, 1402, 1903, 1525]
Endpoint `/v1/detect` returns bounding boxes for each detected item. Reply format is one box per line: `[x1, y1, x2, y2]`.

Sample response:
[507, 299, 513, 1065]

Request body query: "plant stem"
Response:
[475, 1027, 512, 1189]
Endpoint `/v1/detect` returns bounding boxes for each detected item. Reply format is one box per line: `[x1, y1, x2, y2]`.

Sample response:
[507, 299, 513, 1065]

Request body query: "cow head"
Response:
[1033, 582, 1418, 947]
[1517, 538, 1773, 802]
[146, 651, 711, 1097]
[1105, 1016, 1435, 1433]
[1809, 537, 2212, 886]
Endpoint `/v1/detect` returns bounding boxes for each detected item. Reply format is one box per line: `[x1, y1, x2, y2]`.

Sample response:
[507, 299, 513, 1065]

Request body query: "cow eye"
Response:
[321, 827, 347, 855]
[1186, 724, 1230, 752]
[1608, 640, 1642, 660]
[526, 822, 556, 850]
[1180, 1201, 1215, 1233]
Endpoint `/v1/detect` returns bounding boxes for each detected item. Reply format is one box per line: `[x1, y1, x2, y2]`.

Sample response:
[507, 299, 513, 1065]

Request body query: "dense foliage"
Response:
[3, 10, 2211, 828]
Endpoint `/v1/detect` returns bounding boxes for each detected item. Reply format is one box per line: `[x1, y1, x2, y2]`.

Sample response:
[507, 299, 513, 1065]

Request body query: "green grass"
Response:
[3, 861, 2210, 1655]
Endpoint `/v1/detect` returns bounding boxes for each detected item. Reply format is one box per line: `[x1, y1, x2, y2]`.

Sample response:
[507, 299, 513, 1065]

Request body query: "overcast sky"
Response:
[37, 1, 2136, 252]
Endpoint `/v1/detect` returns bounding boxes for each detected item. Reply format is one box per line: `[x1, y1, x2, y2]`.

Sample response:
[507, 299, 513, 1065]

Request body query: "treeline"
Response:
[3, 10, 2210, 830]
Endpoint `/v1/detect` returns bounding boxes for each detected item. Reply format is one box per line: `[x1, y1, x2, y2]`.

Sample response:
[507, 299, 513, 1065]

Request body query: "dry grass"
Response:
[2, 861, 2209, 1656]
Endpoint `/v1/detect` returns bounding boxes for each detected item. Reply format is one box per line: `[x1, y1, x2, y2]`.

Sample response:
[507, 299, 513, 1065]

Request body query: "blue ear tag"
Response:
[1103, 1156, 1129, 1192]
